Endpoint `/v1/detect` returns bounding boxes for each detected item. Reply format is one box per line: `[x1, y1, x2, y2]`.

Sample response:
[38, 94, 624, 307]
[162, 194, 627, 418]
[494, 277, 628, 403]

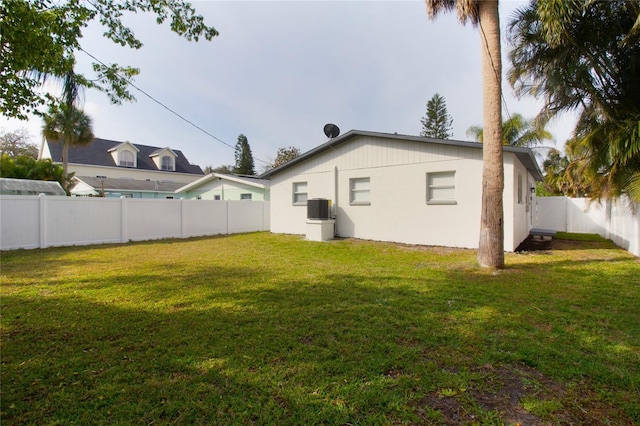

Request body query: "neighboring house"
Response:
[260, 130, 543, 252]
[40, 138, 204, 198]
[0, 178, 66, 196]
[176, 173, 270, 200]
[71, 176, 186, 198]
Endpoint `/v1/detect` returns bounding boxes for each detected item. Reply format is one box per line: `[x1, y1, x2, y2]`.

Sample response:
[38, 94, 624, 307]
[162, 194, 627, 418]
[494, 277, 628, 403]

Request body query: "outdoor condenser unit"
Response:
[307, 198, 331, 220]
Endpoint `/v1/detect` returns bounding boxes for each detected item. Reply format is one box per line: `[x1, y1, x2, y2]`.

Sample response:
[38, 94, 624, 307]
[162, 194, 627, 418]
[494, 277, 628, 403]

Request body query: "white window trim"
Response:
[240, 193, 252, 200]
[119, 150, 135, 167]
[161, 155, 174, 171]
[426, 171, 457, 205]
[292, 182, 308, 205]
[350, 177, 371, 206]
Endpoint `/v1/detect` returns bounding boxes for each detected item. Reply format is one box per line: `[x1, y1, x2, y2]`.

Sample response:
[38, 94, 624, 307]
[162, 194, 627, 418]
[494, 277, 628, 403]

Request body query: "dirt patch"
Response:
[410, 363, 635, 425]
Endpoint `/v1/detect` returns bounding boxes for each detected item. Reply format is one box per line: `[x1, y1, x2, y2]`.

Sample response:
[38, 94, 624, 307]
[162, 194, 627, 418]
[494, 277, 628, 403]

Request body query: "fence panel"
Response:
[0, 195, 41, 249]
[535, 196, 639, 257]
[534, 197, 566, 231]
[182, 200, 228, 237]
[46, 197, 123, 247]
[0, 196, 270, 250]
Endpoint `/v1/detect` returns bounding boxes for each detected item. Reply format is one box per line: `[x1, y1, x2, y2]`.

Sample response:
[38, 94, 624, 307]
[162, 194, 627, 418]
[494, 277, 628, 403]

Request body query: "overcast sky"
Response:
[2, 0, 577, 172]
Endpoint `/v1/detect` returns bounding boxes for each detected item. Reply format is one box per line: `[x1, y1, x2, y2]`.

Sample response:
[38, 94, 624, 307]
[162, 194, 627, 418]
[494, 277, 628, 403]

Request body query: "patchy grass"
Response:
[555, 232, 610, 242]
[2, 232, 639, 425]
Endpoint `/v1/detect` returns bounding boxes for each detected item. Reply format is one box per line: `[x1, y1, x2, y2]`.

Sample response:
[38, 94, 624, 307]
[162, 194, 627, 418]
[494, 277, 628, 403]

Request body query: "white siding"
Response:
[269, 135, 535, 251]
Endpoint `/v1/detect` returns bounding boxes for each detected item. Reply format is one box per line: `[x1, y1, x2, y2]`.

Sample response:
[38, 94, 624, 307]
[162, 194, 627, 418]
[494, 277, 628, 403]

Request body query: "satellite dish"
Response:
[323, 123, 340, 139]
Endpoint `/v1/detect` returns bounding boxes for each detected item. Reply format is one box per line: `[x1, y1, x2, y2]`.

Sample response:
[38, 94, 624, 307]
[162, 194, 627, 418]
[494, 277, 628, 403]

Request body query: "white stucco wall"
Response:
[270, 135, 532, 251]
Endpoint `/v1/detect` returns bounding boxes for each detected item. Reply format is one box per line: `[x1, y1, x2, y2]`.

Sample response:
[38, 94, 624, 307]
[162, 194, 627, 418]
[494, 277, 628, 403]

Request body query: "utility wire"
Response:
[79, 47, 270, 165]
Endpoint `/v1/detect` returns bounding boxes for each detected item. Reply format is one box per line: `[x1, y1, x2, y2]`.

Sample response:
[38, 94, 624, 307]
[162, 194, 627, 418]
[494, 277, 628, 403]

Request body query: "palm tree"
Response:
[425, 0, 504, 268]
[42, 104, 94, 188]
[508, 1, 640, 201]
[41, 69, 94, 189]
[467, 113, 552, 147]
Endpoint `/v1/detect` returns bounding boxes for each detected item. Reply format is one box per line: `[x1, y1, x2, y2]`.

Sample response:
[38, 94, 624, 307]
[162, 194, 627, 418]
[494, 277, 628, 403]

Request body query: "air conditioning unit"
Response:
[307, 198, 331, 220]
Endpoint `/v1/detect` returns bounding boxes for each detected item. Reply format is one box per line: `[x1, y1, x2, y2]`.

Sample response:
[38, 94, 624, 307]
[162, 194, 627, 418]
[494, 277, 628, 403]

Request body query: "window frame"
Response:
[517, 173, 524, 204]
[161, 155, 174, 171]
[240, 193, 252, 200]
[426, 171, 457, 205]
[349, 177, 371, 206]
[292, 181, 308, 205]
[119, 150, 135, 167]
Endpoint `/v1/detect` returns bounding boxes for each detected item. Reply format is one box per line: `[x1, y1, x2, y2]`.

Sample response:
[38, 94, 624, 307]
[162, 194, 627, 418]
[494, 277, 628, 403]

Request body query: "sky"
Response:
[2, 0, 578, 172]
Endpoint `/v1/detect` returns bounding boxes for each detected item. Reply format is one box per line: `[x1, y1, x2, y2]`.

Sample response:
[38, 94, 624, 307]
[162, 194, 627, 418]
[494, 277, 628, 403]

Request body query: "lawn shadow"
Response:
[4, 261, 639, 424]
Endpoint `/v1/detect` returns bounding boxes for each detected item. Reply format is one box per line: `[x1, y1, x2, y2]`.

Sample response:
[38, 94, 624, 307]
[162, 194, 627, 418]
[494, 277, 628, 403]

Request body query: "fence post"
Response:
[39, 193, 47, 249]
[181, 199, 186, 238]
[120, 196, 127, 243]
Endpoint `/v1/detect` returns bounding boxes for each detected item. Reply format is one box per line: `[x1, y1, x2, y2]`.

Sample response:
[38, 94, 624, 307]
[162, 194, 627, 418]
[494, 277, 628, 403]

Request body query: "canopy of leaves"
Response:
[272, 146, 301, 169]
[420, 93, 453, 139]
[509, 0, 640, 200]
[1, 154, 65, 186]
[0, 128, 38, 158]
[234, 134, 255, 176]
[1, 0, 218, 119]
[466, 113, 552, 147]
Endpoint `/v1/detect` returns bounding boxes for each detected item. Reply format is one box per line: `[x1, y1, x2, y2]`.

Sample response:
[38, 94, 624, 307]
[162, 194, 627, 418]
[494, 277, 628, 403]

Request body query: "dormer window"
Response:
[120, 150, 135, 167]
[150, 147, 177, 172]
[161, 155, 174, 171]
[108, 142, 139, 168]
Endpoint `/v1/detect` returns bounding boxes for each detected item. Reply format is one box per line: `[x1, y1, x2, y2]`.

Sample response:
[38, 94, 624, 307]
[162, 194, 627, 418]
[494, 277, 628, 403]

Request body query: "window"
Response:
[292, 182, 308, 205]
[119, 150, 134, 167]
[214, 195, 221, 201]
[517, 173, 523, 204]
[240, 193, 252, 200]
[427, 171, 456, 205]
[161, 156, 174, 171]
[350, 177, 370, 205]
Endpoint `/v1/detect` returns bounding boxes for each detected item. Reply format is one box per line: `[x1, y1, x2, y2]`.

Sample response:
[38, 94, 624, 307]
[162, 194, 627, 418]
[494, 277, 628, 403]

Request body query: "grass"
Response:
[2, 232, 639, 425]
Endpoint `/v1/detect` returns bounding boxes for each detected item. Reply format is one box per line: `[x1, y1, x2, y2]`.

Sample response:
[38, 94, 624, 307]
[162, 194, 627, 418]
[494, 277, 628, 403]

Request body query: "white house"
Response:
[40, 138, 204, 198]
[175, 173, 270, 201]
[260, 130, 543, 252]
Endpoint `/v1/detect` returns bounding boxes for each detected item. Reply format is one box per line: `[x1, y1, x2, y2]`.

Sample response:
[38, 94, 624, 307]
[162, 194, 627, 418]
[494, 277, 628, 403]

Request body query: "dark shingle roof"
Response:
[46, 138, 204, 175]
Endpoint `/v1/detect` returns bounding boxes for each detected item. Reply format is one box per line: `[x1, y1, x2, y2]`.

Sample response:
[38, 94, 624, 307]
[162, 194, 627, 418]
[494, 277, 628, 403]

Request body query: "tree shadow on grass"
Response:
[2, 256, 639, 424]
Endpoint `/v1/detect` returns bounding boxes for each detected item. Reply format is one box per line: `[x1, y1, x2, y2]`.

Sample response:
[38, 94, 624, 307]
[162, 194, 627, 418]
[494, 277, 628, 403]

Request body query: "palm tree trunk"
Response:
[477, 0, 504, 268]
[62, 140, 69, 187]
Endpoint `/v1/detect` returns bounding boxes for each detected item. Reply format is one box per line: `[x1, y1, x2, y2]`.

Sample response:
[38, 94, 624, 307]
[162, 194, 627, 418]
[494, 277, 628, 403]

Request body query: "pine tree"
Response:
[234, 134, 255, 175]
[420, 93, 453, 139]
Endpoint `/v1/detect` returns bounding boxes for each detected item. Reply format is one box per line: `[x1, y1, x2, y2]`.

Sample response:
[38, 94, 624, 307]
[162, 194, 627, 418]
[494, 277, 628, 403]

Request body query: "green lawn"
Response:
[2, 232, 639, 425]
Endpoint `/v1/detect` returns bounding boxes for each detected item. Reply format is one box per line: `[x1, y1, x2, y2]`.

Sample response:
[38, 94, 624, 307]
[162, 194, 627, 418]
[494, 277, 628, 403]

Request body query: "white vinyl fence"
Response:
[0, 195, 270, 250]
[535, 196, 640, 257]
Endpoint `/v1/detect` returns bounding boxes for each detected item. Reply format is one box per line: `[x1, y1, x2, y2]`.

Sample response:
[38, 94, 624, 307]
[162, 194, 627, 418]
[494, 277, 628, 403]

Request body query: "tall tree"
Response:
[41, 105, 94, 186]
[508, 0, 640, 201]
[0, 128, 38, 158]
[234, 134, 255, 176]
[466, 113, 552, 147]
[41, 70, 94, 186]
[1, 0, 218, 119]
[420, 93, 454, 139]
[272, 146, 301, 169]
[425, 0, 505, 269]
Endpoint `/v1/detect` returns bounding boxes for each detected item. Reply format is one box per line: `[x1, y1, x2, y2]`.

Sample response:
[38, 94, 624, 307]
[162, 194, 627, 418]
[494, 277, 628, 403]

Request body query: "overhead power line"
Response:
[79, 47, 270, 165]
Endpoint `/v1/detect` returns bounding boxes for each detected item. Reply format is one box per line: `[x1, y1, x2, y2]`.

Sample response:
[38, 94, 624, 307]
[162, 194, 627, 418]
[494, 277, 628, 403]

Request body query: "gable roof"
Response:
[260, 130, 543, 181]
[176, 173, 270, 193]
[45, 138, 204, 175]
